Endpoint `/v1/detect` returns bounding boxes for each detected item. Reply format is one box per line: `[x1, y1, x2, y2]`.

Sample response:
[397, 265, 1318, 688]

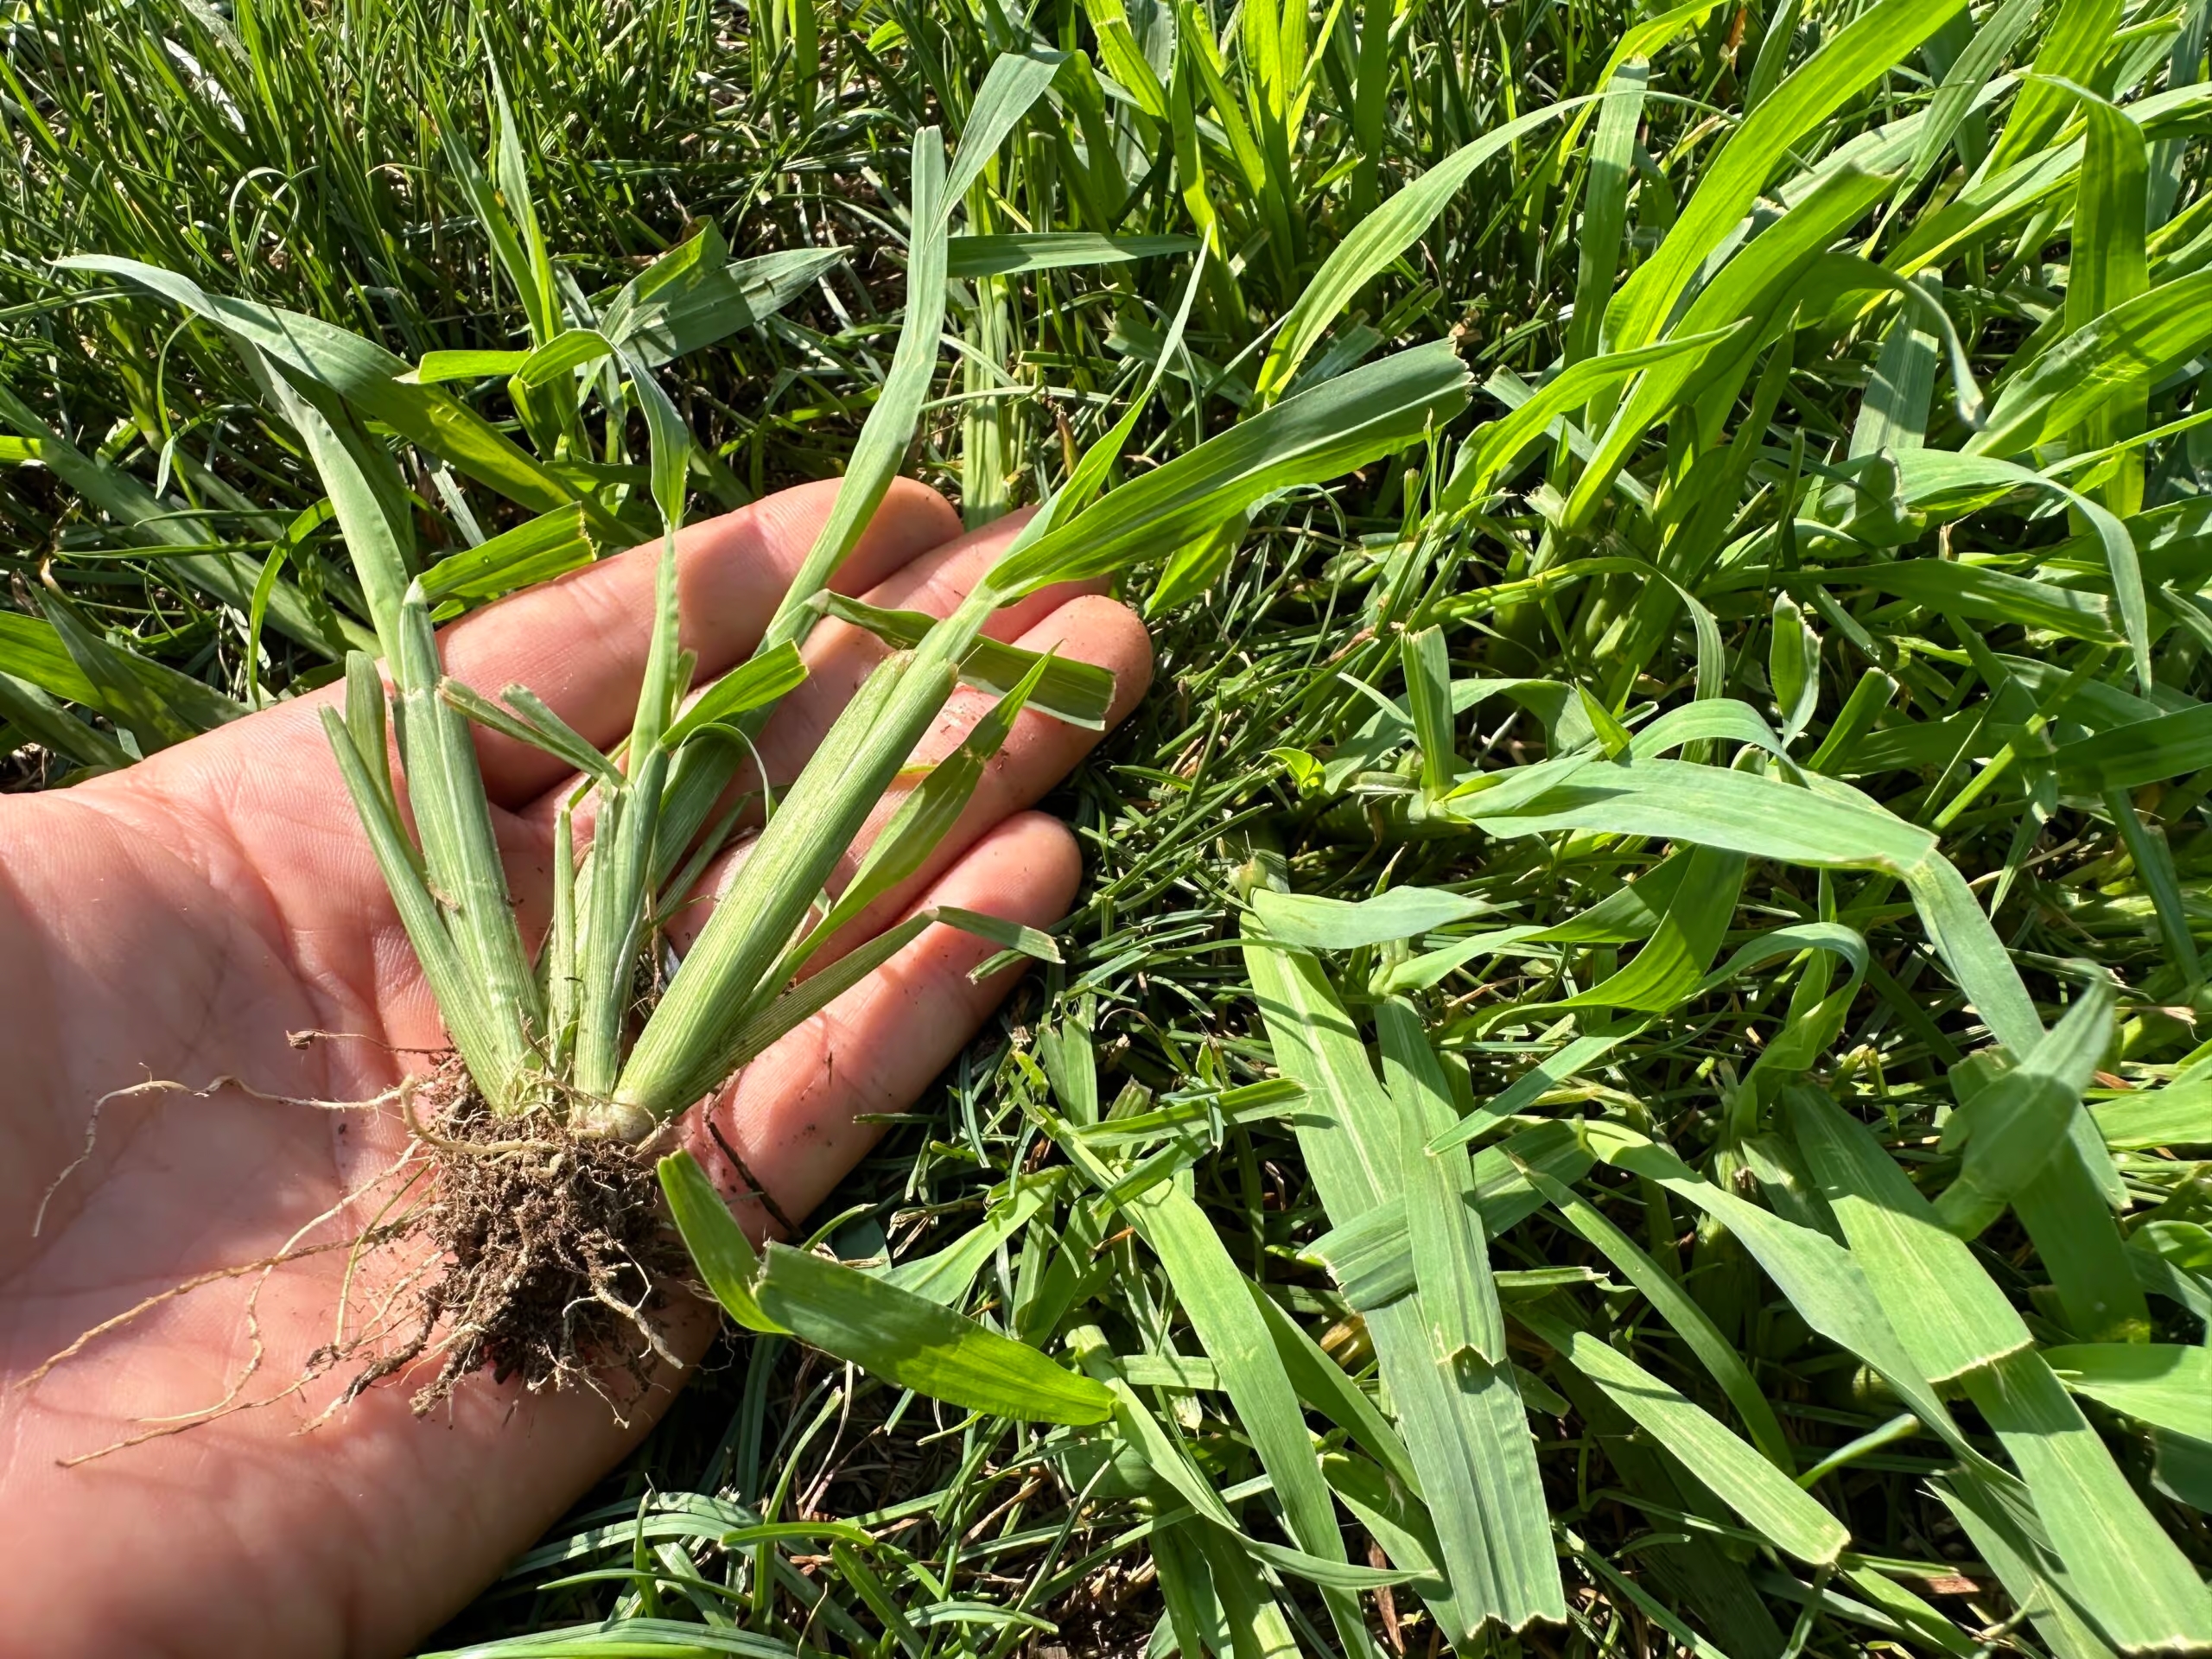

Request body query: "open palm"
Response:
[0, 480, 1148, 1657]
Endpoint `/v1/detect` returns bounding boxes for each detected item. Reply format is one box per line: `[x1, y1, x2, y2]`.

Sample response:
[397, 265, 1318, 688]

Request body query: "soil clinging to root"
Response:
[360, 1064, 696, 1417]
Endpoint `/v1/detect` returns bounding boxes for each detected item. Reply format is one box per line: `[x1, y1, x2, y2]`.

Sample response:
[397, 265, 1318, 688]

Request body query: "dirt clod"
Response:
[356, 1065, 695, 1416]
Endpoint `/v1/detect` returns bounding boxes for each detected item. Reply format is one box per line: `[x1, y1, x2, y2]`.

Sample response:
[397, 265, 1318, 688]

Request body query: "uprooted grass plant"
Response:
[20, 69, 1474, 1421]
[13, 0, 2212, 1652]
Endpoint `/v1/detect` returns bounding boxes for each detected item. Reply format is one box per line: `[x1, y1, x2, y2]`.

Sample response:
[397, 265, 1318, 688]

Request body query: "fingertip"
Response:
[831, 477, 963, 590]
[679, 807, 1081, 1236]
[1014, 594, 1155, 728]
[963, 809, 1084, 924]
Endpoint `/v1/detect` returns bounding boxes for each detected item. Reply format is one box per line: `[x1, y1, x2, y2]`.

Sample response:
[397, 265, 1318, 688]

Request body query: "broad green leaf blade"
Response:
[882, 1174, 1061, 1306]
[661, 643, 810, 753]
[1402, 626, 1456, 797]
[645, 131, 954, 881]
[1245, 914, 1567, 1633]
[944, 232, 1193, 277]
[622, 350, 691, 533]
[36, 585, 243, 747]
[1935, 983, 2114, 1237]
[928, 906, 1062, 964]
[987, 341, 1472, 598]
[2054, 702, 2212, 791]
[1984, 0, 2121, 176]
[1126, 1185, 1373, 1656]
[251, 359, 418, 659]
[2044, 1345, 2212, 1440]
[1567, 64, 1649, 366]
[512, 328, 619, 390]
[1379, 998, 1505, 1365]
[616, 247, 845, 368]
[794, 655, 1050, 966]
[1255, 99, 1588, 400]
[2091, 1086, 2212, 1149]
[1252, 885, 1489, 948]
[0, 610, 98, 707]
[1524, 1166, 1794, 1471]
[943, 50, 1068, 206]
[1934, 1473, 2123, 1659]
[0, 670, 130, 772]
[811, 592, 1115, 727]
[1567, 161, 1904, 528]
[1910, 0, 2039, 181]
[1782, 1087, 2032, 1383]
[1597, 1122, 2212, 1651]
[1515, 1301, 1849, 1567]
[1465, 756, 2046, 1055]
[957, 639, 1113, 730]
[1969, 270, 2212, 461]
[1581, 1122, 1972, 1457]
[657, 1149, 779, 1333]
[753, 1243, 1113, 1425]
[1962, 1350, 2212, 1655]
[1247, 1287, 1424, 1497]
[1313, 1123, 1599, 1306]
[1601, 0, 1967, 359]
[1454, 325, 1744, 506]
[417, 505, 594, 607]
[0, 384, 361, 658]
[2060, 80, 2151, 518]
[63, 254, 607, 531]
[408, 348, 532, 385]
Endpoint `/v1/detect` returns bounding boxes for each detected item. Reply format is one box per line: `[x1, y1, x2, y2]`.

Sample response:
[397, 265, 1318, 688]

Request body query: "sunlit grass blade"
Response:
[60, 253, 618, 535]
[416, 505, 594, 609]
[1523, 1166, 1793, 1471]
[1513, 1300, 1847, 1567]
[1245, 910, 1566, 1634]
[810, 593, 1114, 728]
[1252, 100, 1586, 401]
[659, 1151, 1110, 1424]
[988, 340, 1471, 596]
[649, 127, 951, 873]
[1122, 1184, 1375, 1656]
[1935, 982, 2113, 1237]
[1601, 0, 1966, 360]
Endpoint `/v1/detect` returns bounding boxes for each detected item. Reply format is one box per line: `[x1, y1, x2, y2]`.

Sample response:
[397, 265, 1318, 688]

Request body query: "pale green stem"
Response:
[651, 130, 951, 887]
[391, 584, 543, 1109]
[548, 800, 577, 1073]
[572, 537, 680, 1100]
[321, 705, 516, 1096]
[615, 582, 1001, 1122]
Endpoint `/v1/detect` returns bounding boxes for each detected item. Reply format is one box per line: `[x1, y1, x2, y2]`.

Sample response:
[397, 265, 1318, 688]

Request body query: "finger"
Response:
[444, 478, 961, 806]
[524, 508, 1109, 833]
[658, 591, 1151, 962]
[736, 506, 1109, 786]
[808, 593, 1149, 953]
[676, 810, 1080, 1236]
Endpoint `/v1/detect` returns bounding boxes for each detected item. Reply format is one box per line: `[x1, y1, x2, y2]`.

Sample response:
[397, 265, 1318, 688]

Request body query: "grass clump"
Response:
[10, 0, 2212, 1655]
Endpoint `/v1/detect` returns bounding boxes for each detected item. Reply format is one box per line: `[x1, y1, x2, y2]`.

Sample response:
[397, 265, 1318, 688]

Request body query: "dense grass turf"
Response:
[10, 0, 2212, 1654]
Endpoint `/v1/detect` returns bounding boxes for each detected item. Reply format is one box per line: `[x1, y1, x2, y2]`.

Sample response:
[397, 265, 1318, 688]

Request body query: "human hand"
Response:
[0, 480, 1150, 1656]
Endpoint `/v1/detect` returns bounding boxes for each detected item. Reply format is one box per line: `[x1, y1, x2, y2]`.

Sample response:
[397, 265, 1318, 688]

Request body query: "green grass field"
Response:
[10, 0, 2212, 1653]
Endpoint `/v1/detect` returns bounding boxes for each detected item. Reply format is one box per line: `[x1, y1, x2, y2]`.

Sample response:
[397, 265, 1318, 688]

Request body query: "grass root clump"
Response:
[368, 1065, 697, 1417]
